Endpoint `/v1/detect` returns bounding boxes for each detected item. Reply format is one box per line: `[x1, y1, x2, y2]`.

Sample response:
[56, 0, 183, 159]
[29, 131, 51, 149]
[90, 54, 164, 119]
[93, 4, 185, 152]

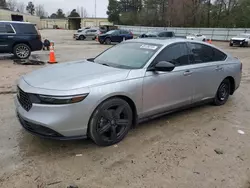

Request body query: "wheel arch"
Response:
[88, 94, 138, 132]
[12, 42, 31, 52]
[225, 76, 235, 95]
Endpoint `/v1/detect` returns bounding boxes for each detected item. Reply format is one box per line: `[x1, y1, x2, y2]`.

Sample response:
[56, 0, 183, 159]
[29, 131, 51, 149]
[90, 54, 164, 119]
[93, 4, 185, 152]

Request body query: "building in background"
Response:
[41, 17, 112, 30]
[0, 9, 41, 28]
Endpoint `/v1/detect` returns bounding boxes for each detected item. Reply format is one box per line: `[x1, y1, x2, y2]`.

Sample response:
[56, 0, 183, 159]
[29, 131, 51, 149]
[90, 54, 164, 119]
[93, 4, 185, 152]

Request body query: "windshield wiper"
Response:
[100, 63, 110, 67]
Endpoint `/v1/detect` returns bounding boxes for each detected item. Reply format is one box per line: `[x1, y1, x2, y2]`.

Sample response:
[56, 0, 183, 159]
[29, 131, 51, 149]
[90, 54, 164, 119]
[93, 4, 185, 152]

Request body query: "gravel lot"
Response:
[0, 30, 250, 188]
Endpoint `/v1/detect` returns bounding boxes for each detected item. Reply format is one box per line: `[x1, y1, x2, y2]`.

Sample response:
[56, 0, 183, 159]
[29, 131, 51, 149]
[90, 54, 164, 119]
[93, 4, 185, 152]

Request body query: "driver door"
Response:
[142, 42, 194, 117]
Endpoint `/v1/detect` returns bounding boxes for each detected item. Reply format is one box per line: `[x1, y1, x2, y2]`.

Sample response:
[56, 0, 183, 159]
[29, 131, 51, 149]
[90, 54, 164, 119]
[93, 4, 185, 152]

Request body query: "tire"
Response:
[230, 43, 233, 47]
[13, 43, 31, 59]
[88, 98, 133, 146]
[79, 35, 85, 40]
[213, 79, 230, 106]
[105, 38, 111, 45]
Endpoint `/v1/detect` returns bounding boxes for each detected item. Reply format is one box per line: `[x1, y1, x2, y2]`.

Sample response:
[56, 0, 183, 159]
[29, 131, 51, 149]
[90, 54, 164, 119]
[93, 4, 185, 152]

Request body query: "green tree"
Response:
[26, 1, 35, 15]
[0, 0, 7, 8]
[56, 9, 65, 18]
[68, 9, 80, 17]
[107, 0, 120, 24]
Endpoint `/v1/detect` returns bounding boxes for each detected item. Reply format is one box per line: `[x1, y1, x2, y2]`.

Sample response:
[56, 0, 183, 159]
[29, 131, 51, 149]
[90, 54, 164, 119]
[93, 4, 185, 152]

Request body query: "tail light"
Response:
[130, 31, 133, 36]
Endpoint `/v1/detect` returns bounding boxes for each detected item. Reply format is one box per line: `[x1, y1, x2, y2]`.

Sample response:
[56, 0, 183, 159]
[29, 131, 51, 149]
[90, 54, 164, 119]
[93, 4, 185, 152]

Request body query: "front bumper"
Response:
[15, 96, 89, 140]
[17, 112, 86, 140]
[14, 80, 92, 140]
[230, 40, 246, 46]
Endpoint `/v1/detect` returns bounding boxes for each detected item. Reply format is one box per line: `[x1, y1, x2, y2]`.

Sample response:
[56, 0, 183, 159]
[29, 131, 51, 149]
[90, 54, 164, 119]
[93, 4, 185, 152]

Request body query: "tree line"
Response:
[107, 0, 250, 28]
[0, 0, 88, 19]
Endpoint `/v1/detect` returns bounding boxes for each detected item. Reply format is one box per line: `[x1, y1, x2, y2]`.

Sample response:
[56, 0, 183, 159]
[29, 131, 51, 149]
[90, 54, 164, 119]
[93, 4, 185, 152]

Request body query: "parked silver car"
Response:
[15, 38, 242, 146]
[74, 28, 100, 40]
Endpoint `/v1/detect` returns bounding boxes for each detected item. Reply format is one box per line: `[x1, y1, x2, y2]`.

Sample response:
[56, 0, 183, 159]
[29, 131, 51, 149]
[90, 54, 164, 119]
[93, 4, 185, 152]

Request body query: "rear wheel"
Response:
[229, 43, 233, 46]
[213, 79, 230, 106]
[13, 43, 31, 59]
[105, 38, 111, 45]
[88, 98, 133, 146]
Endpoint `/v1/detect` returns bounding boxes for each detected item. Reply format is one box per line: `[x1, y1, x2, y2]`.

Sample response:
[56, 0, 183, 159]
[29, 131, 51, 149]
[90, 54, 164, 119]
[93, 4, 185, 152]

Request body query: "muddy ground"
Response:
[0, 30, 250, 188]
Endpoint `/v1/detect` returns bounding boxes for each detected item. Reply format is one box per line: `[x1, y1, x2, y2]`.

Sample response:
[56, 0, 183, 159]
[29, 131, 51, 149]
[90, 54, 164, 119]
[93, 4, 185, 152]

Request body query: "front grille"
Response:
[232, 40, 242, 45]
[17, 87, 32, 111]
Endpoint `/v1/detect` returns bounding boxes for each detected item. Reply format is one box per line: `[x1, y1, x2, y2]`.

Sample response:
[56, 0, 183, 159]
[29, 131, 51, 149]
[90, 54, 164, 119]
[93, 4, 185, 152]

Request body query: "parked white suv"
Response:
[230, 33, 250, 47]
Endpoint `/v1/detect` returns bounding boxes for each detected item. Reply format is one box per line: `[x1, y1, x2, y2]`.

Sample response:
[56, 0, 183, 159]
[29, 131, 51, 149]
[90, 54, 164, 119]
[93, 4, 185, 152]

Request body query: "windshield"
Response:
[77, 29, 82, 33]
[94, 42, 162, 69]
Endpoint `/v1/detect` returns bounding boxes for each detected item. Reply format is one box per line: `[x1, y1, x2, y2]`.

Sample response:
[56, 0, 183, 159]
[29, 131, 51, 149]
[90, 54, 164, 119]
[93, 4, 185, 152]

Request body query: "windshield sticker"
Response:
[140, 45, 158, 50]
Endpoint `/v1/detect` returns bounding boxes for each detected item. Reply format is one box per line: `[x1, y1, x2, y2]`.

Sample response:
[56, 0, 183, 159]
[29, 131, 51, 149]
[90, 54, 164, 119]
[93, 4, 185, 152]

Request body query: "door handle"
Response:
[183, 70, 192, 76]
[215, 66, 223, 71]
[7, 36, 14, 38]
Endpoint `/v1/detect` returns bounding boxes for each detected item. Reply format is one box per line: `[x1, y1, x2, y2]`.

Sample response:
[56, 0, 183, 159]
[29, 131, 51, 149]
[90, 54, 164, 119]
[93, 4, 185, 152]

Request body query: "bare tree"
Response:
[16, 2, 25, 13]
[6, 0, 17, 11]
[83, 8, 88, 17]
[36, 4, 45, 18]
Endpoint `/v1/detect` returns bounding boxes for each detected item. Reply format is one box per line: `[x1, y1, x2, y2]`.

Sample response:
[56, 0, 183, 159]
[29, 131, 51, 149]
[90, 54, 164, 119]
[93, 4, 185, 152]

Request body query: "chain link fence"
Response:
[117, 25, 250, 41]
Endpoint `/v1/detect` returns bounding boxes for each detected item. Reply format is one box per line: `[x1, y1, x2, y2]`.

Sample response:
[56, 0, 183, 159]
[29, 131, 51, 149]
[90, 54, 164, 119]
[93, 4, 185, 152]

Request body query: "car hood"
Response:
[231, 37, 247, 40]
[22, 60, 130, 91]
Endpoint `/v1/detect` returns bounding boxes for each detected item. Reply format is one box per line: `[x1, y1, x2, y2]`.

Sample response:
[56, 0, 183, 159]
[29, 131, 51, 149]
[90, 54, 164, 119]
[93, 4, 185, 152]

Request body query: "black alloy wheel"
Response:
[89, 98, 133, 146]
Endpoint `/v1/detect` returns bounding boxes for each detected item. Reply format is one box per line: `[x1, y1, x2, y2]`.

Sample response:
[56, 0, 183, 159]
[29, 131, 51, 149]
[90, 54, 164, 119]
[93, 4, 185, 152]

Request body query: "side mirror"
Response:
[148, 61, 175, 72]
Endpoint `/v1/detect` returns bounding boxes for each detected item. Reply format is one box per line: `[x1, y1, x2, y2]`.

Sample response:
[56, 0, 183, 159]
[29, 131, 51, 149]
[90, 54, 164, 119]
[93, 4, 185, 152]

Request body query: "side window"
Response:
[166, 32, 173, 37]
[121, 30, 129, 34]
[213, 48, 227, 61]
[155, 43, 190, 67]
[0, 23, 14, 33]
[0, 23, 6, 33]
[14, 24, 37, 34]
[90, 29, 97, 32]
[189, 43, 214, 64]
[189, 43, 226, 63]
[5, 24, 15, 33]
[158, 32, 165, 37]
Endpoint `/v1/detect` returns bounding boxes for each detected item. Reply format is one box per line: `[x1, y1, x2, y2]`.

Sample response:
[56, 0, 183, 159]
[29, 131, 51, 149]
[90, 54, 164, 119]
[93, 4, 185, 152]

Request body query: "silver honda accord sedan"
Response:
[15, 38, 242, 146]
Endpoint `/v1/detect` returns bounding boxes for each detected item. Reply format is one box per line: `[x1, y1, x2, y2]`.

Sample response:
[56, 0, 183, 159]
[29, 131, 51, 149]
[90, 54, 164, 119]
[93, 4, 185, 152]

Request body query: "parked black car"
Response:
[98, 29, 133, 44]
[0, 21, 43, 59]
[138, 31, 175, 38]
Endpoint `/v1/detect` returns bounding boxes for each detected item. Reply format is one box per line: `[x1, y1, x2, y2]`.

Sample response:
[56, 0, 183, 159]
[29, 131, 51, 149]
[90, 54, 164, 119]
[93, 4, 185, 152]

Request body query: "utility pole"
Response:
[95, 0, 97, 26]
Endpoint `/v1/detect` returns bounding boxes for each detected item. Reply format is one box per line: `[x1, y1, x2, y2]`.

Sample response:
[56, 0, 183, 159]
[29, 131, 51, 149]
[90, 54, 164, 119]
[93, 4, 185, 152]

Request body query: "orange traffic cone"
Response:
[48, 44, 57, 64]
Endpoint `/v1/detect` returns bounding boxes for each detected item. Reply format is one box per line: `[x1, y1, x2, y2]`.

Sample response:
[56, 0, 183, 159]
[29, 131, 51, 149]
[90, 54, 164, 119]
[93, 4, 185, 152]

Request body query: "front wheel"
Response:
[13, 43, 31, 59]
[88, 98, 133, 146]
[213, 79, 230, 106]
[79, 35, 85, 40]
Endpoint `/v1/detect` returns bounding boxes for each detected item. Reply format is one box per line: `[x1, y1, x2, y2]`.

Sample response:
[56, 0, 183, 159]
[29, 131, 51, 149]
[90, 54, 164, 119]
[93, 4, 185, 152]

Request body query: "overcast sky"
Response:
[21, 0, 108, 17]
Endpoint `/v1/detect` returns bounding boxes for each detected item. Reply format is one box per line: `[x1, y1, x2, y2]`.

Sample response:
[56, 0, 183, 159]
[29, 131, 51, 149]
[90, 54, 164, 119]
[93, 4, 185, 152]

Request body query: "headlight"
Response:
[37, 94, 88, 105]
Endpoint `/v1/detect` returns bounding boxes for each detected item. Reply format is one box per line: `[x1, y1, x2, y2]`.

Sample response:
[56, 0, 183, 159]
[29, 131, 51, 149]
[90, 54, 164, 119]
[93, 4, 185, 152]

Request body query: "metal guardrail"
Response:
[117, 25, 250, 41]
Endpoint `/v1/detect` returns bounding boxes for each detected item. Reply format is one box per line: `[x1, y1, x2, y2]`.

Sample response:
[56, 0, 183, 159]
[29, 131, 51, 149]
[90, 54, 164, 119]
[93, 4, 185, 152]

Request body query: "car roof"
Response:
[126, 38, 190, 45]
[0, 21, 32, 24]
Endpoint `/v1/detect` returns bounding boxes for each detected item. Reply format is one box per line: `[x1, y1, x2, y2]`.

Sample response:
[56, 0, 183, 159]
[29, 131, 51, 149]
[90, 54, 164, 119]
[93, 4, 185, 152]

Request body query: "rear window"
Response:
[13, 23, 37, 34]
[189, 43, 227, 63]
[94, 42, 162, 69]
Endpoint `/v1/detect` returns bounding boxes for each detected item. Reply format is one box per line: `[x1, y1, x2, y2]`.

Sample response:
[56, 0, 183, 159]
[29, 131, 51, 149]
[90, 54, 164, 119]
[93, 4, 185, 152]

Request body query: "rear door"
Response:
[0, 23, 16, 53]
[187, 42, 227, 102]
[111, 30, 121, 42]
